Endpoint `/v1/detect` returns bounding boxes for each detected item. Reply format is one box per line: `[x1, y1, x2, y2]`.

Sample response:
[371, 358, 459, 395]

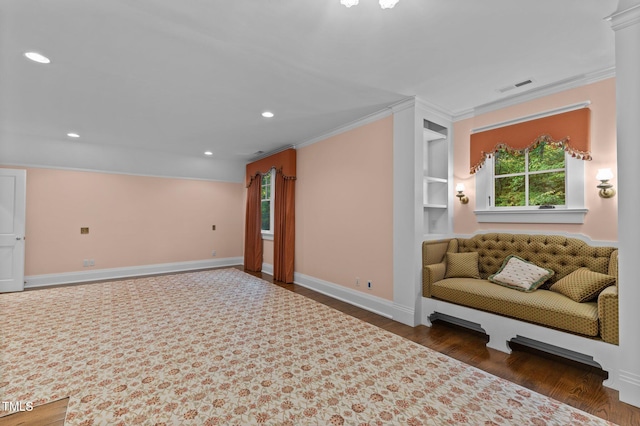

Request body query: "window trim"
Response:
[474, 152, 587, 224]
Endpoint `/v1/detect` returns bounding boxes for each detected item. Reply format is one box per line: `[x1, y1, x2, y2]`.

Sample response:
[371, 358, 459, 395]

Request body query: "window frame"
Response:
[493, 143, 566, 208]
[474, 151, 587, 224]
[260, 169, 275, 240]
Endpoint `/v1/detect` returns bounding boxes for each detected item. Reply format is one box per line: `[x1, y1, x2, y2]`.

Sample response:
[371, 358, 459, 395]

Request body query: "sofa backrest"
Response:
[453, 233, 616, 286]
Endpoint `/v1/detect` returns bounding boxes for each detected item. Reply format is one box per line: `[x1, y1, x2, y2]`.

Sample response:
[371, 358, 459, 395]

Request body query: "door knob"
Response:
[16, 237, 22, 240]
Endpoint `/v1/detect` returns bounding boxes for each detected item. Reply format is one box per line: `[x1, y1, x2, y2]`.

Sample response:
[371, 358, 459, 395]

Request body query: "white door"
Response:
[0, 169, 26, 292]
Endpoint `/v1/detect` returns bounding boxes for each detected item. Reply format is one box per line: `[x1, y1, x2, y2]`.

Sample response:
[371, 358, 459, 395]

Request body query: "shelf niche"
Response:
[423, 120, 451, 237]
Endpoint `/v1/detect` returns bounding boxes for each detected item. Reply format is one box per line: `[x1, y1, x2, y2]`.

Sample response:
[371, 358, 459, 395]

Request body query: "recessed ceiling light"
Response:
[67, 132, 80, 138]
[261, 111, 274, 118]
[24, 52, 51, 64]
[204, 151, 213, 156]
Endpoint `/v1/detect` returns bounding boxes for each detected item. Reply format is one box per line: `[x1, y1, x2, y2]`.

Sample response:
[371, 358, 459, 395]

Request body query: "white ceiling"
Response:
[0, 0, 618, 179]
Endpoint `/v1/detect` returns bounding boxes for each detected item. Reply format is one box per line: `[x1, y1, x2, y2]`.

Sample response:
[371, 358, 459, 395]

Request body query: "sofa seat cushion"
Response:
[431, 278, 599, 337]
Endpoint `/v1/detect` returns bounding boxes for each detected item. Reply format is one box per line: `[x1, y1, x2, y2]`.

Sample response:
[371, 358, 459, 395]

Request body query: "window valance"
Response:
[246, 148, 297, 187]
[470, 108, 591, 174]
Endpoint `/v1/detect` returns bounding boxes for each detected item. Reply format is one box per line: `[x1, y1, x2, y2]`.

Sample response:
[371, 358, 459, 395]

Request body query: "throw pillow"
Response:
[488, 255, 554, 292]
[445, 252, 480, 279]
[549, 267, 616, 303]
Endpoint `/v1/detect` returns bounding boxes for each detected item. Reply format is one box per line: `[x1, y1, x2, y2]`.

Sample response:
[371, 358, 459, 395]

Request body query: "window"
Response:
[474, 144, 586, 224]
[260, 169, 275, 237]
[494, 141, 565, 207]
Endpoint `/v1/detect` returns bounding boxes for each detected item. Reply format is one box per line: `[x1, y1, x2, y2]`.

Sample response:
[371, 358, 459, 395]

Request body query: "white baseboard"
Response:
[619, 370, 640, 407]
[293, 272, 415, 325]
[262, 262, 274, 276]
[25, 257, 243, 288]
[261, 265, 414, 324]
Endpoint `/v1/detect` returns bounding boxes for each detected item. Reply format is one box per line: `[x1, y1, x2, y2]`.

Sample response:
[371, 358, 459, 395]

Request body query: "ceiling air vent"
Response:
[514, 79, 532, 87]
[497, 78, 534, 93]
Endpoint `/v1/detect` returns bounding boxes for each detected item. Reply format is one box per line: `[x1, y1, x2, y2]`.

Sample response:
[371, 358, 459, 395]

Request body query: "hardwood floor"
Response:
[6, 267, 640, 425]
[0, 398, 68, 426]
[247, 270, 640, 426]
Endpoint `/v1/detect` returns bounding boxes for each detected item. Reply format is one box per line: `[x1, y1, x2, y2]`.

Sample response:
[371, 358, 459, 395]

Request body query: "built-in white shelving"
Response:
[423, 122, 452, 236]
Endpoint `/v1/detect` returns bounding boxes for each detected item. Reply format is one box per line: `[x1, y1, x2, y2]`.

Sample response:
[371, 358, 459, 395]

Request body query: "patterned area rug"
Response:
[0, 269, 614, 425]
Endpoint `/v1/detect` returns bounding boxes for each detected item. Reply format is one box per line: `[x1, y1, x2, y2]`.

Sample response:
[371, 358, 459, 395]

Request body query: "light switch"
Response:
[81, 227, 89, 234]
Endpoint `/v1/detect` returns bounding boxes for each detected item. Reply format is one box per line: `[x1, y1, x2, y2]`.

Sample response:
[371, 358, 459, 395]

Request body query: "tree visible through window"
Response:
[494, 141, 565, 207]
[260, 171, 274, 232]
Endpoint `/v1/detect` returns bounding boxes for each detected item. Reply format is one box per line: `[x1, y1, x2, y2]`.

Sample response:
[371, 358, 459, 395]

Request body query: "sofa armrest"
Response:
[608, 249, 618, 283]
[422, 239, 453, 265]
[422, 239, 453, 298]
[598, 285, 618, 345]
[423, 263, 446, 298]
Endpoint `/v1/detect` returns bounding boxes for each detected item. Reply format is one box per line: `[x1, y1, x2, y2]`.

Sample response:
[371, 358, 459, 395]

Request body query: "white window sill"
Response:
[262, 232, 274, 241]
[474, 208, 588, 224]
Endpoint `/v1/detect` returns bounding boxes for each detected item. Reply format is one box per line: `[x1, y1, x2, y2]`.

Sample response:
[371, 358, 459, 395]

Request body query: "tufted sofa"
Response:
[422, 233, 618, 345]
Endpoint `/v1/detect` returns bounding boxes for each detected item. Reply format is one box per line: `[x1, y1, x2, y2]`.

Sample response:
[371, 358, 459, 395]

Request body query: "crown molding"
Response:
[415, 97, 455, 122]
[0, 162, 243, 184]
[606, 3, 640, 31]
[389, 96, 417, 113]
[295, 64, 616, 146]
[452, 108, 475, 122]
[295, 97, 414, 149]
[453, 67, 615, 121]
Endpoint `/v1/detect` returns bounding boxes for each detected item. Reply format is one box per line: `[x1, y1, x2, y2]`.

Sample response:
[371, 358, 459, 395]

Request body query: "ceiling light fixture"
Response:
[261, 111, 274, 118]
[378, 0, 399, 9]
[204, 151, 213, 156]
[24, 51, 51, 64]
[340, 0, 398, 9]
[67, 132, 80, 138]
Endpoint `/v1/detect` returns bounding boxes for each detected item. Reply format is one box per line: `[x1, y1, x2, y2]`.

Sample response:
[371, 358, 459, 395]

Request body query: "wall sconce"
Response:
[596, 168, 616, 198]
[456, 183, 469, 204]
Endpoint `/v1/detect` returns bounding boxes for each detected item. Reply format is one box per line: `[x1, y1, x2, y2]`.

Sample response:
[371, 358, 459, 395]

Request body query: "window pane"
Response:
[261, 174, 270, 200]
[529, 172, 565, 206]
[495, 175, 525, 206]
[494, 148, 525, 175]
[261, 200, 270, 230]
[529, 142, 565, 172]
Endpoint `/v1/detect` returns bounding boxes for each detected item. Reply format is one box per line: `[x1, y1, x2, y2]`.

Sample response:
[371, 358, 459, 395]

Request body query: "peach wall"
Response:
[453, 78, 618, 242]
[295, 116, 394, 300]
[1, 167, 245, 275]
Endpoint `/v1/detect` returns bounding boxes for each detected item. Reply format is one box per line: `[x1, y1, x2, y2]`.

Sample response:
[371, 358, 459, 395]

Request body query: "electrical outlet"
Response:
[89, 259, 95, 266]
[212, 225, 216, 231]
[367, 281, 372, 290]
[212, 250, 217, 257]
[83, 259, 89, 267]
[355, 277, 360, 287]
